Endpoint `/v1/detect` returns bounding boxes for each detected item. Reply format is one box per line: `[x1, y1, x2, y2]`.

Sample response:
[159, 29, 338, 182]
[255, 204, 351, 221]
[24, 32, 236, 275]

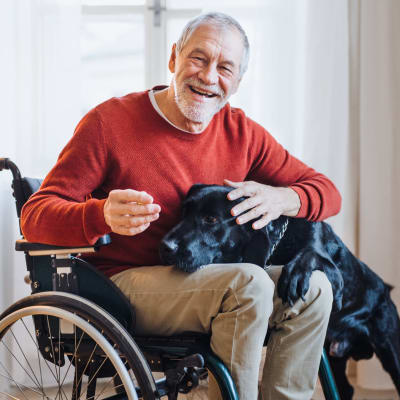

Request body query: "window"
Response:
[80, 0, 300, 153]
[80, 0, 200, 112]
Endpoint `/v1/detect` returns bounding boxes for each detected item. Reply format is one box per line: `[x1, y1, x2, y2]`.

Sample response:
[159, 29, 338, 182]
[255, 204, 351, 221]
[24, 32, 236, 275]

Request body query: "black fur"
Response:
[159, 184, 400, 399]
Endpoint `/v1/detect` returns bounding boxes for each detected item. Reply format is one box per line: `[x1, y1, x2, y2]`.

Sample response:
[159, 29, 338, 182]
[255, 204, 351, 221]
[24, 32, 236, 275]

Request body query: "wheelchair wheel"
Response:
[0, 292, 159, 400]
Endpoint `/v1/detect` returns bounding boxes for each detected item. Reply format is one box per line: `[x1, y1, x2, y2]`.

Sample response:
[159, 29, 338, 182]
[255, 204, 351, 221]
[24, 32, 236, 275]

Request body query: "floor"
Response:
[2, 379, 399, 399]
[2, 368, 398, 399]
[312, 378, 399, 400]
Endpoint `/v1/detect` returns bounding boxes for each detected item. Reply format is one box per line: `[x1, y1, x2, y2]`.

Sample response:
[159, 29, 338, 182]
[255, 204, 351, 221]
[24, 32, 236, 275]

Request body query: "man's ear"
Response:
[168, 43, 177, 73]
[242, 228, 270, 268]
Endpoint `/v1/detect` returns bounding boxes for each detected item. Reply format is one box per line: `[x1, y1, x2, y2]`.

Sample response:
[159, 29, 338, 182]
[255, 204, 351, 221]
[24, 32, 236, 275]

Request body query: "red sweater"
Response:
[21, 90, 341, 277]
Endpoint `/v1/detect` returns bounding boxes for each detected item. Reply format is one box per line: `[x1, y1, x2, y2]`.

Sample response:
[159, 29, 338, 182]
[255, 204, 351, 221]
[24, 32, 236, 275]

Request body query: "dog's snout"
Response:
[162, 240, 179, 253]
[159, 239, 180, 265]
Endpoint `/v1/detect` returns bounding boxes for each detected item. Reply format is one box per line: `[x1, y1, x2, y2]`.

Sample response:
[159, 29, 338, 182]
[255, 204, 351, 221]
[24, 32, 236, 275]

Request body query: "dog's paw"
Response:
[277, 263, 313, 306]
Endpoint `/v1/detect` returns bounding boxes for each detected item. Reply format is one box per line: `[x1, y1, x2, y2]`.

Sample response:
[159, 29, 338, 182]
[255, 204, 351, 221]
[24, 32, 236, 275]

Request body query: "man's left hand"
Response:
[224, 179, 300, 230]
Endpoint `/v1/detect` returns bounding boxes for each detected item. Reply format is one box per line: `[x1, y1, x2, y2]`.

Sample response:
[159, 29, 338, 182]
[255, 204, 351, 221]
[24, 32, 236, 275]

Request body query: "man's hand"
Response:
[224, 179, 300, 230]
[104, 189, 161, 236]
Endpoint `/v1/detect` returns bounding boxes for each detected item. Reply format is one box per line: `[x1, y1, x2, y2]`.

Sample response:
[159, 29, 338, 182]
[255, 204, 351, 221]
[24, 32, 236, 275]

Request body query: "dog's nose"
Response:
[159, 240, 180, 264]
[161, 240, 179, 254]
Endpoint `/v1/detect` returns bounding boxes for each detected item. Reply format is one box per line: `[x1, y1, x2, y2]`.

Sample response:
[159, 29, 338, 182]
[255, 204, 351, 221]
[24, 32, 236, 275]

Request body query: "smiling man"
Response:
[21, 12, 341, 400]
[156, 22, 243, 132]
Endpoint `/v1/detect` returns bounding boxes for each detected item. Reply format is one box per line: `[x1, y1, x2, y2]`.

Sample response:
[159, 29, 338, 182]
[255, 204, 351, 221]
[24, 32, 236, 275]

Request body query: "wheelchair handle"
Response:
[0, 158, 22, 181]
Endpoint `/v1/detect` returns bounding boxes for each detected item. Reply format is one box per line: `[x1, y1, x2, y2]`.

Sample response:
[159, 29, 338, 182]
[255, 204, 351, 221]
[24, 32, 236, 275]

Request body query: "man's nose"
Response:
[198, 64, 218, 86]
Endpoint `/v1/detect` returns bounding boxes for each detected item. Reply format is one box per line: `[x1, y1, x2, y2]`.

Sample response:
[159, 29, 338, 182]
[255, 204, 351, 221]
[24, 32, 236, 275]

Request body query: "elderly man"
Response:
[21, 12, 341, 400]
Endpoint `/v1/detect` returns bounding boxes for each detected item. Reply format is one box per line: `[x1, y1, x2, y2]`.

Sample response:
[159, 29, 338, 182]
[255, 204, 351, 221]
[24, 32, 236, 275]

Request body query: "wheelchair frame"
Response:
[0, 157, 340, 400]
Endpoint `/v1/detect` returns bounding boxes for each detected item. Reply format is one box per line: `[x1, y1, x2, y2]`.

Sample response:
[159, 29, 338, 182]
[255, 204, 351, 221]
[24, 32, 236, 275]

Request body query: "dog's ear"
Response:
[186, 184, 206, 199]
[242, 228, 270, 268]
[183, 184, 207, 210]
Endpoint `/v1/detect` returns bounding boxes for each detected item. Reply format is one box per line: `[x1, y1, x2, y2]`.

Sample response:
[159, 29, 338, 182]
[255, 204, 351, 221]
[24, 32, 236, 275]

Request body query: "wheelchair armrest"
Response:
[15, 234, 111, 256]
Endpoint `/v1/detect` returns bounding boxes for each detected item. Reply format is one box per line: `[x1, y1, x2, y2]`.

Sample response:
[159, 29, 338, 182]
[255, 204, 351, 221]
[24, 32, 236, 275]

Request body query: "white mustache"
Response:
[184, 78, 225, 97]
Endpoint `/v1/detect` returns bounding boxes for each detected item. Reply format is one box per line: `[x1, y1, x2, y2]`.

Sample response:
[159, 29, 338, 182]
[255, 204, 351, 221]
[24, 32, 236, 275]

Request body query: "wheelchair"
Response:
[0, 158, 341, 400]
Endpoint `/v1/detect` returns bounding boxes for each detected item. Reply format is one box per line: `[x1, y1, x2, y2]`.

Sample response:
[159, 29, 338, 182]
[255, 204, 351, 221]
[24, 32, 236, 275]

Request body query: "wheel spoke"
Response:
[57, 316, 62, 400]
[0, 366, 31, 400]
[3, 315, 69, 400]
[80, 354, 109, 400]
[43, 317, 69, 400]
[58, 324, 86, 390]
[93, 358, 132, 400]
[20, 317, 45, 396]
[0, 295, 147, 400]
[0, 391, 21, 400]
[93, 372, 119, 400]
[46, 316, 60, 384]
[0, 340, 43, 393]
[9, 326, 42, 389]
[74, 341, 99, 398]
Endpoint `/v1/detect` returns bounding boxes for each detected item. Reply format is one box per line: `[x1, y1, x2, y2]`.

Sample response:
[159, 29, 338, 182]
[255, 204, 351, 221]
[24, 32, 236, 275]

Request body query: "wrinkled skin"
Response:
[159, 184, 400, 399]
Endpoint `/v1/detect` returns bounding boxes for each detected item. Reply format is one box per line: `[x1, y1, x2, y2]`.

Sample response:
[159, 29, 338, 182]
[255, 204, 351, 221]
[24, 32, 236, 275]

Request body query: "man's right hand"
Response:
[103, 189, 161, 236]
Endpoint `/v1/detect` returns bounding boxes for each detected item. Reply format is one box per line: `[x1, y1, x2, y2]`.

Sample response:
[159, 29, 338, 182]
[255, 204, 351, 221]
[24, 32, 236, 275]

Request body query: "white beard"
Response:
[172, 77, 227, 123]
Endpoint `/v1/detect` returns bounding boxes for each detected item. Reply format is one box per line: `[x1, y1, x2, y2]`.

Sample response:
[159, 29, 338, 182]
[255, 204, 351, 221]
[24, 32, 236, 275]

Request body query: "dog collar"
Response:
[264, 218, 289, 270]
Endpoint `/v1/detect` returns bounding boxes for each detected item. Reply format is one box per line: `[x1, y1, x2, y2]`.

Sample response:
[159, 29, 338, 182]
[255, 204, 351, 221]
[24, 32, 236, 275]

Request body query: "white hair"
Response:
[175, 12, 250, 77]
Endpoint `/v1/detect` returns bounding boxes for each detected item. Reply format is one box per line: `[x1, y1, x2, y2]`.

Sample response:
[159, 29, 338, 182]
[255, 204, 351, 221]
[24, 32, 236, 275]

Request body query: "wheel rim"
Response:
[0, 305, 138, 400]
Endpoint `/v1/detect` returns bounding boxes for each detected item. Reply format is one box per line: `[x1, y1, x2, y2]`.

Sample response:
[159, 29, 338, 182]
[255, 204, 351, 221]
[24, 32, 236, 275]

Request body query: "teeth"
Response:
[190, 86, 215, 97]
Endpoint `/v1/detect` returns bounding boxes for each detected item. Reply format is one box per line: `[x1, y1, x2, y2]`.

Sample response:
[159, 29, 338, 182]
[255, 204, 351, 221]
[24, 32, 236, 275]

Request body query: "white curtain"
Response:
[271, 0, 400, 390]
[0, 0, 81, 384]
[287, 0, 400, 390]
[0, 0, 81, 299]
[354, 0, 400, 389]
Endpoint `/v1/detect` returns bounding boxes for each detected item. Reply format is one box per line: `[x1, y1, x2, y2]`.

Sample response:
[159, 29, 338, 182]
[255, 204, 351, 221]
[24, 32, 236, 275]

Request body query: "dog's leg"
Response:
[324, 345, 354, 400]
[277, 248, 344, 311]
[370, 296, 400, 395]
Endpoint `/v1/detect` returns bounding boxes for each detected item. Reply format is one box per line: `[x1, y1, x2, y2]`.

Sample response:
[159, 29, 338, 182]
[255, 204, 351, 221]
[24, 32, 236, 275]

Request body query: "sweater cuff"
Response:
[83, 198, 112, 244]
[289, 185, 308, 219]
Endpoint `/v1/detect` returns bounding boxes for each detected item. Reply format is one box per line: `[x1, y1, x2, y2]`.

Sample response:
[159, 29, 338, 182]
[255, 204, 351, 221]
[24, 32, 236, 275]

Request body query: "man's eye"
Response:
[220, 66, 232, 74]
[203, 216, 218, 225]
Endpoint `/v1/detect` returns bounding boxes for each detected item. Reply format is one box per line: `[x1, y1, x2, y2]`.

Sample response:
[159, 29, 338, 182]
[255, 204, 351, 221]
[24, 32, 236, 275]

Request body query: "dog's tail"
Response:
[371, 295, 400, 395]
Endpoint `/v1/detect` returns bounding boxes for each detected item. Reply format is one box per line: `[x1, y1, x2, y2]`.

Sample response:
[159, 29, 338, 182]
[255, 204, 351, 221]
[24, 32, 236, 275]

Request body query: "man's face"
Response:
[169, 24, 244, 124]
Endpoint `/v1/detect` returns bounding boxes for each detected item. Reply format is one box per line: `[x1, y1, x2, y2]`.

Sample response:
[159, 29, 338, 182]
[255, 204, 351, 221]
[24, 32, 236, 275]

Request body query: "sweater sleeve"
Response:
[246, 121, 341, 221]
[21, 108, 112, 246]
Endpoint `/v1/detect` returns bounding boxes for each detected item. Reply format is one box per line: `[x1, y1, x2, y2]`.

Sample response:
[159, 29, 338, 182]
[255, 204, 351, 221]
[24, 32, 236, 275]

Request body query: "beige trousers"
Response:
[111, 263, 332, 400]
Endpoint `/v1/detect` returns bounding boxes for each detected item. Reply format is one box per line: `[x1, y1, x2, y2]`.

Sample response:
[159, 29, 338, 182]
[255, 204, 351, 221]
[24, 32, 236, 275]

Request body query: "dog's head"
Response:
[159, 184, 288, 272]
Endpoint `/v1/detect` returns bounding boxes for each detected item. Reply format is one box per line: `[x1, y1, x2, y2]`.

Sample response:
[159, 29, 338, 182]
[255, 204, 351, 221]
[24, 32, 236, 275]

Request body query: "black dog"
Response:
[159, 184, 400, 399]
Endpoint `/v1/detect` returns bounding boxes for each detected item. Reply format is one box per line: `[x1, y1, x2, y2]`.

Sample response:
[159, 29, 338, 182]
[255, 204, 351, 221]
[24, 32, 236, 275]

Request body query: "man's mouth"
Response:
[189, 85, 218, 98]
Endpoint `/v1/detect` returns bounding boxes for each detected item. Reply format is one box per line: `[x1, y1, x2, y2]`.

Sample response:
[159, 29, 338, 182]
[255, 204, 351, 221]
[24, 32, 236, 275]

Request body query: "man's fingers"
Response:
[116, 202, 161, 216]
[225, 180, 258, 200]
[224, 179, 243, 187]
[231, 195, 262, 216]
[252, 214, 273, 230]
[104, 189, 161, 236]
[112, 213, 159, 227]
[224, 179, 244, 200]
[113, 223, 151, 236]
[235, 204, 264, 224]
[109, 189, 154, 204]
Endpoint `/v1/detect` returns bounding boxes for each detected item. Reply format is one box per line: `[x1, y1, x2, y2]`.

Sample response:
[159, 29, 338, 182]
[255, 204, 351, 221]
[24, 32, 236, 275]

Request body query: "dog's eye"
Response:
[203, 216, 218, 225]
